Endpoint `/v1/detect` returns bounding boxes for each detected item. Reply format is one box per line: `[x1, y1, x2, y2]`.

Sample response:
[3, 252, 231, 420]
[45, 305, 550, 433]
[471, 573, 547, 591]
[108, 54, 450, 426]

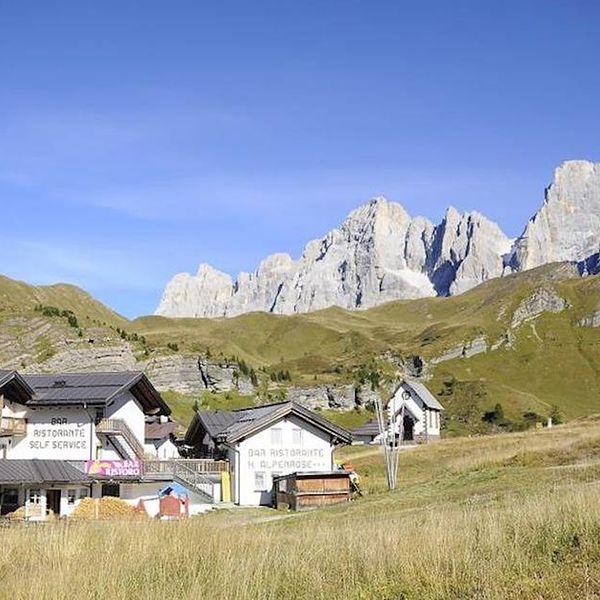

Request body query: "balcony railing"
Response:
[0, 416, 27, 436]
[143, 459, 229, 476]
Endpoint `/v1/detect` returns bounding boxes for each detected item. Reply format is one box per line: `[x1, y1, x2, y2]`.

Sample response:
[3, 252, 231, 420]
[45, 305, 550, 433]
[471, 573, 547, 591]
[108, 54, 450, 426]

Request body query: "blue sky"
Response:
[1, 1, 599, 318]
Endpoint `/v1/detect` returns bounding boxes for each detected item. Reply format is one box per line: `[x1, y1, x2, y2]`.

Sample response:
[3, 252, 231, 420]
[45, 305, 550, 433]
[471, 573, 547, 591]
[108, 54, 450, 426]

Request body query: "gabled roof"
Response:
[184, 410, 235, 445]
[351, 419, 381, 437]
[402, 380, 444, 411]
[20, 371, 171, 416]
[186, 401, 352, 446]
[0, 459, 90, 485]
[145, 421, 177, 441]
[190, 410, 239, 441]
[0, 370, 35, 404]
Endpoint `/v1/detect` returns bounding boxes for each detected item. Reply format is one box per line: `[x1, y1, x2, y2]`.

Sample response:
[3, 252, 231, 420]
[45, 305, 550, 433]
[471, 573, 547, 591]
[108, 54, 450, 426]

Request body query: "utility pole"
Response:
[374, 392, 402, 490]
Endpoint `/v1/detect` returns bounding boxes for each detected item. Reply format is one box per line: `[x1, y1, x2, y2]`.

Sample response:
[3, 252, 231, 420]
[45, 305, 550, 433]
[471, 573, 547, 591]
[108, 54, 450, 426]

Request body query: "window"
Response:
[292, 429, 303, 446]
[254, 471, 267, 491]
[0, 487, 19, 514]
[1, 488, 18, 505]
[67, 489, 77, 505]
[28, 489, 42, 505]
[101, 483, 120, 498]
[79, 488, 90, 499]
[270, 428, 283, 446]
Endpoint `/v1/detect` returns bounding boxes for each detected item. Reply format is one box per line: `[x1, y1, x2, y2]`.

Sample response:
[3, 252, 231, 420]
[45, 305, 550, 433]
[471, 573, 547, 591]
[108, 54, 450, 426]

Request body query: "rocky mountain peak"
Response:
[196, 262, 231, 281]
[156, 160, 600, 318]
[342, 197, 411, 237]
[507, 160, 600, 272]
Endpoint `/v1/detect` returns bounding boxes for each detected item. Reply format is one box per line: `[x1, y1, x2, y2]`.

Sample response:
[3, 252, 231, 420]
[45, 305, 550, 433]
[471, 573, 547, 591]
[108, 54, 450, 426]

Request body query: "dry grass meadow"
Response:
[3, 419, 600, 599]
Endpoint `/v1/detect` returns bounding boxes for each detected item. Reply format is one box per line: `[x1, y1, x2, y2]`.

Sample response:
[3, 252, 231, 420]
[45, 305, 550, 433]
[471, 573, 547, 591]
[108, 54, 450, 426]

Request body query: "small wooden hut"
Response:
[272, 471, 352, 511]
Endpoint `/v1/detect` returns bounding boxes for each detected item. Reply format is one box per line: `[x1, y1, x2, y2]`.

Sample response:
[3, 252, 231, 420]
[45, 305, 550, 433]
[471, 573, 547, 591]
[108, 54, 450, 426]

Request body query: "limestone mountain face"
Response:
[272, 200, 438, 314]
[156, 160, 600, 318]
[428, 207, 512, 296]
[155, 264, 233, 319]
[156, 198, 511, 317]
[507, 161, 600, 272]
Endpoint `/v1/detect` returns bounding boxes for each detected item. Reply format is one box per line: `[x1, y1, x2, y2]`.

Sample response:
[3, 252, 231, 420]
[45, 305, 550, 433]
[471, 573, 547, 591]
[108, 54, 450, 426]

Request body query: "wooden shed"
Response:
[272, 471, 352, 511]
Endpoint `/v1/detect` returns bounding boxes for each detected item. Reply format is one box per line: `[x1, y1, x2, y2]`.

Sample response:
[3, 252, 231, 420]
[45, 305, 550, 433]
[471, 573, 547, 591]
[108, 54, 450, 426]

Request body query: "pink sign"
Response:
[85, 460, 142, 477]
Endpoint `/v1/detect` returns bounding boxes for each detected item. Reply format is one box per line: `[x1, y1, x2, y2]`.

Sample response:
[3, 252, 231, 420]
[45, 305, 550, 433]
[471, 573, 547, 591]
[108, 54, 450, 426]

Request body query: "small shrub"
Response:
[550, 405, 563, 425]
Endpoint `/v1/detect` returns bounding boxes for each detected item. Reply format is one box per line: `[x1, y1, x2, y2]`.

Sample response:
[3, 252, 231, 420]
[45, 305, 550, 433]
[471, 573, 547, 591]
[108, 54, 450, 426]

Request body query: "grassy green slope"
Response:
[132, 264, 600, 428]
[0, 275, 127, 326]
[0, 264, 599, 431]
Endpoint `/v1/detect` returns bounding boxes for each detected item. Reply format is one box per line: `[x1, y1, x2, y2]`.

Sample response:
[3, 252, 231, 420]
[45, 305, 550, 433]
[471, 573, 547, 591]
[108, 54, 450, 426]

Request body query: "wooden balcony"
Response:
[0, 416, 27, 436]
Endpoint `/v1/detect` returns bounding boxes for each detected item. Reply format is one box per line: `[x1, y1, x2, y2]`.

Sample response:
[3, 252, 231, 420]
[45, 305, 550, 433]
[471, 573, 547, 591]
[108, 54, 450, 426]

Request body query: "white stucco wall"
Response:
[106, 390, 146, 447]
[7, 406, 95, 460]
[8, 485, 93, 520]
[231, 415, 335, 506]
[59, 486, 93, 517]
[143, 438, 180, 459]
[2, 390, 153, 461]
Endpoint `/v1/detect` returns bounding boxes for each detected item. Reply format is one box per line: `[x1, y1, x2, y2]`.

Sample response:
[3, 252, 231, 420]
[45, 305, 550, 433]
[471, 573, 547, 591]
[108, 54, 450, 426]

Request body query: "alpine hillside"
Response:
[1, 261, 600, 434]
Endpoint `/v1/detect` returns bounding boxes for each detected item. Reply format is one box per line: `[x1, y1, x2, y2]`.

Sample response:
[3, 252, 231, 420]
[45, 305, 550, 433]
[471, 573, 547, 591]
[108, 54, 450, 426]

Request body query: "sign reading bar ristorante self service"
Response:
[85, 460, 142, 477]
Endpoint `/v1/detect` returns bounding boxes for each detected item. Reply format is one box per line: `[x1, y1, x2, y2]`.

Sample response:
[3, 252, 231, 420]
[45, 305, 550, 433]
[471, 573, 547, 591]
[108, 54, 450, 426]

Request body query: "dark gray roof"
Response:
[24, 372, 140, 404]
[13, 371, 171, 416]
[194, 410, 238, 439]
[186, 401, 352, 446]
[0, 460, 90, 484]
[220, 404, 290, 439]
[351, 419, 381, 437]
[403, 380, 444, 411]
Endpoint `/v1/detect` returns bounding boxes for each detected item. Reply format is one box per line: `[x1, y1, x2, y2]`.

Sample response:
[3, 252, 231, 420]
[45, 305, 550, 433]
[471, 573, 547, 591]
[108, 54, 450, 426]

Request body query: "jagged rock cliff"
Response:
[156, 160, 600, 318]
[507, 161, 600, 271]
[156, 199, 510, 317]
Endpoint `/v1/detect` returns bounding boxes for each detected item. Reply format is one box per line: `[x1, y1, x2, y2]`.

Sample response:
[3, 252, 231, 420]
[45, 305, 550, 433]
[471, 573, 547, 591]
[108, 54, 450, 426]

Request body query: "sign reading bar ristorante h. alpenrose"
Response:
[85, 460, 142, 477]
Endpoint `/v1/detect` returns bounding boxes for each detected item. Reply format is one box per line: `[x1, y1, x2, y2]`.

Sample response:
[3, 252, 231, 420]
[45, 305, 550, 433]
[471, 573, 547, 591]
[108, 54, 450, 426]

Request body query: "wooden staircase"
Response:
[172, 462, 216, 503]
[96, 418, 145, 460]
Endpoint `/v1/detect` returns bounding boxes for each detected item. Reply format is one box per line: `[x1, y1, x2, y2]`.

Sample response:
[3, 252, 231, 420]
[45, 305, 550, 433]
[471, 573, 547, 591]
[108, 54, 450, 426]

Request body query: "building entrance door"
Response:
[402, 414, 415, 441]
[46, 489, 61, 516]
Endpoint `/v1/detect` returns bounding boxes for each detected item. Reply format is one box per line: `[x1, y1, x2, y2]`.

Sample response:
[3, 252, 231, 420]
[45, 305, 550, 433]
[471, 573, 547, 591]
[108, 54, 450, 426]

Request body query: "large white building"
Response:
[0, 370, 210, 519]
[0, 370, 175, 462]
[185, 402, 352, 506]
